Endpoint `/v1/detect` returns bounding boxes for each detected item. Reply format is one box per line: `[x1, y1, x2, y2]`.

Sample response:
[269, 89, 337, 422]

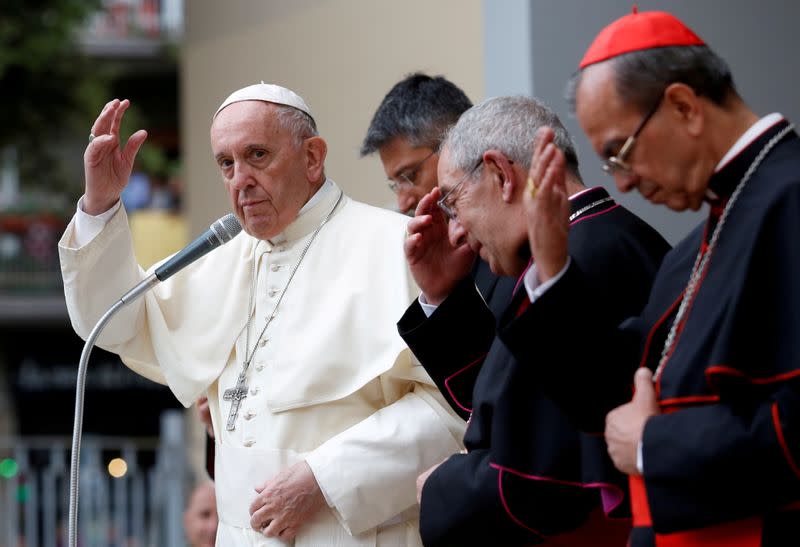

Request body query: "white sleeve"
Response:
[418, 293, 438, 318]
[305, 350, 465, 535]
[522, 257, 572, 303]
[72, 196, 122, 247]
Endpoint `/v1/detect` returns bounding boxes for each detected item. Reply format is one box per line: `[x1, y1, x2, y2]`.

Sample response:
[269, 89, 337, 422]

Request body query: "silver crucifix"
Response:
[223, 375, 248, 431]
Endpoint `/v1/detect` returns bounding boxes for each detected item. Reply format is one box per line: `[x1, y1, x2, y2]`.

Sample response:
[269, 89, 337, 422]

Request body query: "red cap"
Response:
[579, 8, 705, 69]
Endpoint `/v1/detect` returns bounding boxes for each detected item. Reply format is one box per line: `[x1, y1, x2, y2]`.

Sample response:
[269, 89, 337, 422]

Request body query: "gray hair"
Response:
[444, 95, 580, 180]
[566, 45, 736, 113]
[274, 104, 319, 144]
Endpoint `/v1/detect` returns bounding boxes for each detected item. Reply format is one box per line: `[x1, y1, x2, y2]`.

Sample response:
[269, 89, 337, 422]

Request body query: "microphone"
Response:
[68, 212, 241, 545]
[154, 213, 242, 281]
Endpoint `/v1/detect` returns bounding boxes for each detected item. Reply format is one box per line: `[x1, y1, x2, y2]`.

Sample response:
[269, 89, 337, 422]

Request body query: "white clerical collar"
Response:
[268, 179, 341, 245]
[705, 113, 784, 201]
[299, 178, 333, 215]
[715, 113, 784, 172]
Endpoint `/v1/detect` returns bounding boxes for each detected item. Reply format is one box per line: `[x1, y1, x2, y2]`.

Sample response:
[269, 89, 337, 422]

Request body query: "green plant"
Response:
[0, 0, 108, 207]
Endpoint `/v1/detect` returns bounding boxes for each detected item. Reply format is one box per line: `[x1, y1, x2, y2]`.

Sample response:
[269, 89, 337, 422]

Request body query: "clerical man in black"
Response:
[398, 95, 669, 546]
[502, 9, 800, 547]
[360, 72, 515, 342]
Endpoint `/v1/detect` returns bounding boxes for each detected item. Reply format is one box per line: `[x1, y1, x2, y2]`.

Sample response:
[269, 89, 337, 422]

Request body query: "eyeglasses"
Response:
[602, 93, 664, 176]
[387, 150, 437, 193]
[437, 158, 484, 221]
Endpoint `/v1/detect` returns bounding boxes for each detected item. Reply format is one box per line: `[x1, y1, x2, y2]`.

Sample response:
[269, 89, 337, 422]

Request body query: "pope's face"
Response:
[183, 484, 217, 547]
[211, 101, 317, 239]
[576, 62, 705, 211]
[378, 137, 439, 215]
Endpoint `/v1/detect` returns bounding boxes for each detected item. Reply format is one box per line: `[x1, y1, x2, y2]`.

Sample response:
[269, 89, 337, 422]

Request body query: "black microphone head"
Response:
[209, 213, 243, 245]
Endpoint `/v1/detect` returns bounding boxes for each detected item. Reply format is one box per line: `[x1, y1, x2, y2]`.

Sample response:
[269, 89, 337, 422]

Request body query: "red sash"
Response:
[543, 507, 630, 546]
[629, 475, 763, 546]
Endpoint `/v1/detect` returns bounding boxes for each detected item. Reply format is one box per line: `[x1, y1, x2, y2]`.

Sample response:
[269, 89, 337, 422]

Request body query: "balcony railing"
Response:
[0, 211, 66, 296]
[0, 411, 191, 547]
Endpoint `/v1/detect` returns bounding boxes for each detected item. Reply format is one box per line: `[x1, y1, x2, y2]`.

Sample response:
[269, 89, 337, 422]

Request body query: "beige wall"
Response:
[183, 0, 484, 233]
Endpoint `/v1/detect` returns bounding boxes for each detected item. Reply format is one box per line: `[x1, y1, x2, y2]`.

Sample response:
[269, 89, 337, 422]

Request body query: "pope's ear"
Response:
[305, 136, 327, 181]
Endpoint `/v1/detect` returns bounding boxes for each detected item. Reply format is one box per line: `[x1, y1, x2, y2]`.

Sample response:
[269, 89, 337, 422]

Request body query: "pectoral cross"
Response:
[223, 374, 248, 431]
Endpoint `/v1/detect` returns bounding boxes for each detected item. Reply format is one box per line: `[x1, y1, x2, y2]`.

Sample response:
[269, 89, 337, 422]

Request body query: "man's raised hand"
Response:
[84, 99, 148, 215]
[524, 127, 570, 282]
[404, 187, 475, 305]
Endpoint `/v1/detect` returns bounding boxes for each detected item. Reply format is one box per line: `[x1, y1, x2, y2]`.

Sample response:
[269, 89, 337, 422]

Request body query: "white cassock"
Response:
[59, 180, 465, 546]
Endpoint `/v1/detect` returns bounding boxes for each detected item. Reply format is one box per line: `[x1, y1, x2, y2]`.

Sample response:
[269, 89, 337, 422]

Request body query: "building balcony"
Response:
[78, 0, 183, 59]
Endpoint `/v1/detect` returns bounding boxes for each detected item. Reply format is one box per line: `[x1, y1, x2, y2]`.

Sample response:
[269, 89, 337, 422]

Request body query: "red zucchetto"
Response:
[579, 8, 705, 69]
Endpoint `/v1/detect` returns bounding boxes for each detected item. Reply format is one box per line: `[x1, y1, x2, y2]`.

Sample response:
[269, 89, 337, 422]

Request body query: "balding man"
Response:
[505, 9, 800, 546]
[184, 482, 218, 547]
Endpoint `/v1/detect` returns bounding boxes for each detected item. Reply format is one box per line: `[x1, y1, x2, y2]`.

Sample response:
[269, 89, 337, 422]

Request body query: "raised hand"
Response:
[83, 99, 148, 215]
[404, 187, 475, 305]
[524, 127, 571, 282]
[604, 367, 660, 475]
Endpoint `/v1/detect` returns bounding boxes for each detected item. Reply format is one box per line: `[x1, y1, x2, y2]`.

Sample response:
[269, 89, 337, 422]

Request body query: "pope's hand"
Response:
[404, 187, 475, 305]
[604, 367, 660, 476]
[249, 461, 326, 540]
[524, 127, 570, 282]
[195, 396, 214, 439]
[416, 460, 444, 504]
[84, 98, 147, 215]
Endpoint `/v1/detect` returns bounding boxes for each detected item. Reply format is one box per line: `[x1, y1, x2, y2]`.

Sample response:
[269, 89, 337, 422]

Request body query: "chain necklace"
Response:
[654, 123, 794, 383]
[223, 190, 344, 430]
[569, 196, 614, 223]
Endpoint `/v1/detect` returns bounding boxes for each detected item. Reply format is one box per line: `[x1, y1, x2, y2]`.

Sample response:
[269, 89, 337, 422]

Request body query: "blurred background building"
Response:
[1, 0, 798, 545]
[0, 0, 190, 544]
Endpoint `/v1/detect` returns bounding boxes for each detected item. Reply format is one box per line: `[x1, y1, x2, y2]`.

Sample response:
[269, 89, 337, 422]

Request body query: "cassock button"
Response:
[255, 363, 264, 372]
[259, 338, 268, 347]
[244, 409, 256, 420]
[268, 289, 278, 297]
[250, 386, 260, 396]
[243, 438, 255, 447]
[271, 264, 280, 272]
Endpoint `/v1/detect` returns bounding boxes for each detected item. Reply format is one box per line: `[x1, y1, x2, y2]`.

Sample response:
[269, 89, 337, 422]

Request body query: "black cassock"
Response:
[501, 120, 800, 547]
[472, 257, 513, 320]
[399, 187, 670, 546]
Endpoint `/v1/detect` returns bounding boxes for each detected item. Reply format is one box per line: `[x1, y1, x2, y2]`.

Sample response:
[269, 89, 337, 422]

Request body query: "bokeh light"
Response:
[107, 458, 128, 478]
[0, 458, 18, 479]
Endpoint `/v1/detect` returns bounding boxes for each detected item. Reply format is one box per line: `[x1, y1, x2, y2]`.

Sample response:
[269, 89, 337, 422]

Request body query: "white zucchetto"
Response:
[213, 81, 314, 121]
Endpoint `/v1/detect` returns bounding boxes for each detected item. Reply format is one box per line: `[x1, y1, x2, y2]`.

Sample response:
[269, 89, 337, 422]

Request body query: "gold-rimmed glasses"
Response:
[602, 93, 664, 176]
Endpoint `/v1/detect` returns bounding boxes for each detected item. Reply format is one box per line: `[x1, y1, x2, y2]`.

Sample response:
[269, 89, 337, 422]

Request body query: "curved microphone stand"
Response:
[68, 274, 159, 547]
[67, 213, 241, 547]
